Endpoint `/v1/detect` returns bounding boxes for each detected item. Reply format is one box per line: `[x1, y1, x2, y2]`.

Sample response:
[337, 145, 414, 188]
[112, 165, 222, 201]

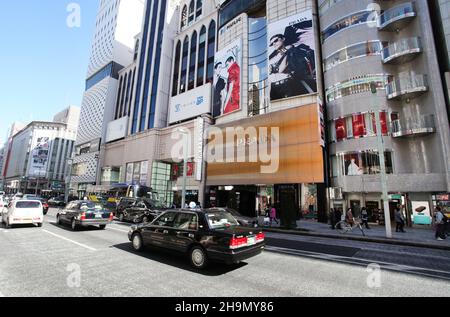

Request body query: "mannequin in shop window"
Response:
[347, 158, 363, 176]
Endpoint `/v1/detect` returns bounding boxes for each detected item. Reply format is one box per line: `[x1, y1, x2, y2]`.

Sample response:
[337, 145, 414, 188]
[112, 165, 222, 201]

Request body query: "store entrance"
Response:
[214, 186, 257, 218]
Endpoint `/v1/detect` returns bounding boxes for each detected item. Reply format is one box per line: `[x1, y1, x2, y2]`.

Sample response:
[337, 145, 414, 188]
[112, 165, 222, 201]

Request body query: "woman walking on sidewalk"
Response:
[269, 205, 279, 227]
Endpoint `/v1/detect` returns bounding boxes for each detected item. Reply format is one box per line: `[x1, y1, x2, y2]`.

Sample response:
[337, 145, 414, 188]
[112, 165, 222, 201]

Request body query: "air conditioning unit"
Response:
[329, 187, 343, 200]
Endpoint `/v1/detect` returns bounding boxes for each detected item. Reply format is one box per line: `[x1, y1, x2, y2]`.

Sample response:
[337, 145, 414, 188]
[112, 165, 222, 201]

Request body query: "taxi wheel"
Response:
[37, 223, 43, 228]
[99, 225, 106, 230]
[189, 246, 208, 270]
[132, 233, 144, 252]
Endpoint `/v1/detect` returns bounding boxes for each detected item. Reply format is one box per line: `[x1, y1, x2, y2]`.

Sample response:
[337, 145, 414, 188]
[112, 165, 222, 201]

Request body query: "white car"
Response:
[2, 200, 44, 228]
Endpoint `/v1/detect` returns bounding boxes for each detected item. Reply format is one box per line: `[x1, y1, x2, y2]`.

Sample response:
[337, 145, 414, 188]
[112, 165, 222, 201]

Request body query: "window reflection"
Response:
[322, 11, 375, 42]
[248, 10, 268, 117]
[334, 151, 394, 176]
[323, 41, 383, 72]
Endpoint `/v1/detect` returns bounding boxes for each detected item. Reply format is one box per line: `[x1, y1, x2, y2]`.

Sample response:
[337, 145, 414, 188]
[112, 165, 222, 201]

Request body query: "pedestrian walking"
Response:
[335, 208, 343, 229]
[395, 207, 406, 233]
[269, 205, 279, 226]
[361, 207, 371, 229]
[330, 208, 336, 229]
[435, 206, 447, 241]
[346, 208, 355, 226]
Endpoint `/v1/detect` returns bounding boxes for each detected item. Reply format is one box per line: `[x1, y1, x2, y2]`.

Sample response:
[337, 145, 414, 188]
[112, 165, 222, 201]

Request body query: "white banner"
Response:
[169, 83, 212, 124]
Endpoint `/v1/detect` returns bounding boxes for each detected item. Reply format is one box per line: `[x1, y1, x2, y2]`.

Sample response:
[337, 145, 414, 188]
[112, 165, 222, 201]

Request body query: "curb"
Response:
[262, 228, 450, 251]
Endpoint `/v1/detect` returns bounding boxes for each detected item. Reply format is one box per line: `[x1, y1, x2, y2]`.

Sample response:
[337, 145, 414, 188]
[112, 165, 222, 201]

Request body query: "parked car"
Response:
[48, 196, 66, 207]
[2, 200, 44, 228]
[56, 200, 113, 231]
[23, 195, 49, 215]
[119, 199, 165, 223]
[208, 207, 258, 228]
[128, 209, 265, 269]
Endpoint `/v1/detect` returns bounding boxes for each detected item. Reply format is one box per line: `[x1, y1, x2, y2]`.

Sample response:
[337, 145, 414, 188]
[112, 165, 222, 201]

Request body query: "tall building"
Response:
[99, 0, 213, 206]
[320, 0, 450, 223]
[202, 0, 327, 223]
[2, 108, 79, 195]
[430, 0, 450, 120]
[72, 0, 145, 195]
[1, 122, 26, 188]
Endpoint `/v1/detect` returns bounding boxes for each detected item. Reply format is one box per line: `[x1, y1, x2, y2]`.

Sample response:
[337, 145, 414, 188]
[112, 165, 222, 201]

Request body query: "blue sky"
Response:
[0, 0, 99, 144]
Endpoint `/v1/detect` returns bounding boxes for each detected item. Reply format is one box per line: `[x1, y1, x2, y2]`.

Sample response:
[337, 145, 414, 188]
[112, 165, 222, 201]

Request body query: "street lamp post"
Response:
[178, 128, 189, 209]
[370, 82, 392, 239]
[65, 159, 74, 204]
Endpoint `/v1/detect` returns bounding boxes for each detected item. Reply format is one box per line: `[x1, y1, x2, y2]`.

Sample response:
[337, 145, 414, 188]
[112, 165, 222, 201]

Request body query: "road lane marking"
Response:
[42, 230, 97, 251]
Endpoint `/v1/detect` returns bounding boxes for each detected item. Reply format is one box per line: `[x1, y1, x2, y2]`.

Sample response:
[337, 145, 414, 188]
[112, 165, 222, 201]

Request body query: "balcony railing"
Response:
[391, 114, 436, 138]
[386, 73, 428, 101]
[378, 2, 416, 32]
[381, 37, 422, 64]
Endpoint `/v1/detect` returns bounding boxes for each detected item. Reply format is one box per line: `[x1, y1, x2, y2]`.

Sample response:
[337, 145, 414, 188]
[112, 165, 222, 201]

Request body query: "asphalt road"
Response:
[0, 208, 449, 297]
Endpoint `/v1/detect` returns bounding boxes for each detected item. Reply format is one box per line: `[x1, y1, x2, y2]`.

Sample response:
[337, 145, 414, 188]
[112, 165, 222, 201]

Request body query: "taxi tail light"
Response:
[256, 233, 265, 242]
[109, 212, 114, 221]
[230, 236, 248, 250]
[80, 212, 86, 221]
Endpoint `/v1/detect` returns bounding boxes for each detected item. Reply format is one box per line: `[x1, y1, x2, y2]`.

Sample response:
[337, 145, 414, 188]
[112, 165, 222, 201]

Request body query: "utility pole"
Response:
[370, 82, 392, 238]
[178, 128, 189, 209]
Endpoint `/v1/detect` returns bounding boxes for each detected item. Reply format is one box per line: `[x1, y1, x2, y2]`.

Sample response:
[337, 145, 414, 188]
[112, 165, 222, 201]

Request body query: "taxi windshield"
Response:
[80, 202, 103, 211]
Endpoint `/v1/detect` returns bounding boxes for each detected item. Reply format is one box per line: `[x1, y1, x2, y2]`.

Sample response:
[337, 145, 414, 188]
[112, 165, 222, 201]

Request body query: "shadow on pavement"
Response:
[49, 222, 105, 232]
[112, 242, 248, 276]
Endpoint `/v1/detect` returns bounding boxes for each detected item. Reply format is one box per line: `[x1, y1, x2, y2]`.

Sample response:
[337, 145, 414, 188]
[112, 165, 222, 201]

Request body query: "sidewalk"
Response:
[262, 219, 450, 251]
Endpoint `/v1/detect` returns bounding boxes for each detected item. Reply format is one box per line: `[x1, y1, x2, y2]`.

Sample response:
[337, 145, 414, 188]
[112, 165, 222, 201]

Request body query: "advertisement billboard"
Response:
[213, 38, 242, 118]
[169, 83, 212, 124]
[268, 10, 317, 101]
[29, 134, 52, 177]
[206, 104, 324, 186]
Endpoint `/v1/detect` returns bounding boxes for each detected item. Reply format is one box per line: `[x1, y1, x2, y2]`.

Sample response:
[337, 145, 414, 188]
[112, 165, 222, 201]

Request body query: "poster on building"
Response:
[126, 163, 133, 184]
[268, 10, 317, 101]
[29, 135, 51, 177]
[133, 162, 141, 185]
[140, 161, 148, 185]
[213, 38, 242, 118]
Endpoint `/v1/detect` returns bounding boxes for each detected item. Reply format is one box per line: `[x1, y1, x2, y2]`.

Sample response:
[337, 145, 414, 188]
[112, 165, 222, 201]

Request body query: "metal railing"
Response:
[381, 37, 422, 63]
[386, 73, 428, 99]
[391, 114, 436, 138]
[378, 2, 416, 30]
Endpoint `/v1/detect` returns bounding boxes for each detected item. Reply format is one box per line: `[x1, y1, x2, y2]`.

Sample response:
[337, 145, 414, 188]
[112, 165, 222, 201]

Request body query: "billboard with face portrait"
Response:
[268, 10, 317, 101]
[212, 38, 242, 118]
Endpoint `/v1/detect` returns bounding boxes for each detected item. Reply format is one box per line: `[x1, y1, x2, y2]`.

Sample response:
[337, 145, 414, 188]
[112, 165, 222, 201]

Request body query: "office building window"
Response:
[206, 20, 216, 84]
[196, 0, 202, 19]
[197, 26, 206, 87]
[188, 0, 195, 25]
[181, 5, 187, 29]
[172, 41, 182, 96]
[188, 31, 197, 91]
[248, 10, 268, 116]
[180, 36, 189, 93]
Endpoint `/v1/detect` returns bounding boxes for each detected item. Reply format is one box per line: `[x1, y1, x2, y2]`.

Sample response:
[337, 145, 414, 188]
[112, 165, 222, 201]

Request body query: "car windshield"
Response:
[16, 201, 41, 209]
[79, 202, 103, 211]
[206, 212, 239, 229]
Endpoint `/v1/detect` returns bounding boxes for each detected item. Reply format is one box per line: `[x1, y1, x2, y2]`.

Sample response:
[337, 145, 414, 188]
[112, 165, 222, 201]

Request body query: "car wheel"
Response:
[189, 246, 208, 270]
[71, 219, 78, 231]
[37, 223, 43, 228]
[132, 233, 144, 252]
[99, 225, 106, 230]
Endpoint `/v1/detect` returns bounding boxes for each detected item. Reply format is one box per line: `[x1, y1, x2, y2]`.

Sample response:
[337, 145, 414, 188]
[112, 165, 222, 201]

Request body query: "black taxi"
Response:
[128, 209, 265, 269]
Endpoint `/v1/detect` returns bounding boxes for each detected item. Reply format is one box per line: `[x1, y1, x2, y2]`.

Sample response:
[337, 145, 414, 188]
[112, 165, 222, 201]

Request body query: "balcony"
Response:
[378, 2, 416, 32]
[386, 73, 428, 101]
[381, 37, 422, 64]
[391, 114, 436, 138]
